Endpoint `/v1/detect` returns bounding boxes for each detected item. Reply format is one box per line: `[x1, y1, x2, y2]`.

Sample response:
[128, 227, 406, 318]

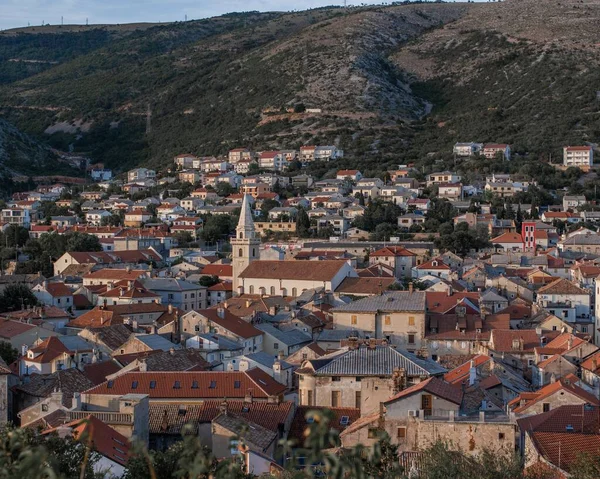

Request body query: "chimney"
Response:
[244, 391, 253, 404]
[368, 338, 377, 350]
[469, 359, 477, 386]
[278, 350, 284, 361]
[169, 347, 175, 356]
[593, 357, 598, 372]
[139, 359, 147, 372]
[217, 307, 225, 319]
[245, 299, 252, 309]
[550, 373, 556, 384]
[568, 336, 573, 350]
[408, 282, 413, 294]
[348, 336, 359, 350]
[219, 399, 228, 415]
[72, 392, 82, 411]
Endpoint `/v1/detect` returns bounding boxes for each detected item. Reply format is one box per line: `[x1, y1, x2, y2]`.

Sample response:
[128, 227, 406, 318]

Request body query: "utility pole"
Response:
[61, 16, 64, 25]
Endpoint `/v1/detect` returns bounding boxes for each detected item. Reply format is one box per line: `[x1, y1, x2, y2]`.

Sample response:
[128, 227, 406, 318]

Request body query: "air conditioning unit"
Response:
[408, 410, 418, 417]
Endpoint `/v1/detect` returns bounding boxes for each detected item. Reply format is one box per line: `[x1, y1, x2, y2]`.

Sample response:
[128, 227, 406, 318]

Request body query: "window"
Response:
[498, 433, 505, 440]
[150, 381, 156, 389]
[397, 427, 406, 439]
[368, 428, 379, 439]
[543, 403, 550, 413]
[355, 391, 361, 408]
[274, 343, 279, 350]
[238, 249, 243, 257]
[292, 288, 297, 297]
[384, 315, 391, 326]
[408, 334, 415, 345]
[332, 376, 341, 382]
[173, 381, 181, 389]
[131, 381, 138, 389]
[234, 380, 241, 389]
[408, 316, 415, 326]
[249, 285, 254, 294]
[209, 381, 217, 389]
[332, 391, 341, 407]
[351, 315, 357, 325]
[191, 381, 199, 389]
[270, 286, 275, 295]
[42, 404, 48, 412]
[307, 390, 313, 406]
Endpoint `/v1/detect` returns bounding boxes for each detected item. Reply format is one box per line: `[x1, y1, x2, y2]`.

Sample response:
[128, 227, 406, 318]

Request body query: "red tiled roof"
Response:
[426, 292, 479, 314]
[415, 258, 450, 270]
[85, 369, 285, 398]
[82, 361, 122, 385]
[149, 400, 293, 435]
[385, 377, 463, 405]
[512, 376, 599, 414]
[565, 146, 592, 152]
[198, 309, 261, 339]
[370, 246, 415, 257]
[489, 329, 540, 353]
[83, 269, 148, 281]
[0, 319, 35, 339]
[443, 354, 490, 385]
[537, 278, 589, 295]
[239, 260, 348, 281]
[491, 232, 524, 244]
[43, 415, 130, 466]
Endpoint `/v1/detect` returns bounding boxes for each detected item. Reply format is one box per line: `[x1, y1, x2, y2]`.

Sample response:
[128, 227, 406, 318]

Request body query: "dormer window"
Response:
[512, 339, 520, 349]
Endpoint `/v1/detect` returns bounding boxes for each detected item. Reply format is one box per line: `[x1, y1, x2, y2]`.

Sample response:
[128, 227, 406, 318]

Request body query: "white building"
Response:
[453, 142, 483, 157]
[127, 168, 156, 182]
[564, 146, 593, 168]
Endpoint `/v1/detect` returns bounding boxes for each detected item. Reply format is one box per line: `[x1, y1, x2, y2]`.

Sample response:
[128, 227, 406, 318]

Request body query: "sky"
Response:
[0, 0, 470, 30]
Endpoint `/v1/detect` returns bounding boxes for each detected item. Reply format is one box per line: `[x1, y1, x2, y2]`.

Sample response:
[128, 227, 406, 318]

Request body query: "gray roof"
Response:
[59, 336, 94, 352]
[197, 333, 243, 351]
[142, 278, 205, 292]
[317, 329, 365, 341]
[306, 345, 446, 377]
[255, 323, 312, 347]
[213, 413, 277, 451]
[244, 352, 293, 370]
[561, 234, 600, 246]
[135, 334, 181, 351]
[331, 291, 426, 313]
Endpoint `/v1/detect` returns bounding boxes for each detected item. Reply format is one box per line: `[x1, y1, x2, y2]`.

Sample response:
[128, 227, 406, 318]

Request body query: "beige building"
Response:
[296, 343, 445, 414]
[331, 291, 426, 353]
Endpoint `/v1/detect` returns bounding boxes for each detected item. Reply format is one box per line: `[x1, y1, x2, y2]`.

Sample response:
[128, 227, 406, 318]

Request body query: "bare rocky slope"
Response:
[0, 0, 599, 175]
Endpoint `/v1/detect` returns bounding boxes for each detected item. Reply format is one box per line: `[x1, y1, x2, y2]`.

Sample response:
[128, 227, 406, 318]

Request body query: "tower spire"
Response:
[237, 194, 255, 239]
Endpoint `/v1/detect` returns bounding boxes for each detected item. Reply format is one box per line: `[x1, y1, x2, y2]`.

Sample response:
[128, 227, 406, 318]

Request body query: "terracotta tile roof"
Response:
[43, 415, 131, 466]
[84, 369, 286, 398]
[370, 246, 416, 258]
[443, 354, 490, 385]
[149, 400, 293, 435]
[426, 313, 510, 341]
[44, 282, 72, 297]
[491, 232, 524, 244]
[426, 292, 480, 314]
[478, 374, 502, 390]
[112, 350, 162, 366]
[288, 406, 361, 445]
[83, 269, 148, 281]
[511, 377, 599, 414]
[538, 277, 589, 295]
[1, 306, 70, 321]
[82, 361, 122, 385]
[197, 309, 261, 339]
[565, 146, 592, 152]
[337, 170, 360, 176]
[489, 329, 540, 353]
[207, 282, 232, 292]
[358, 263, 395, 278]
[24, 409, 68, 430]
[0, 319, 36, 339]
[238, 260, 349, 281]
[67, 303, 175, 329]
[385, 377, 463, 405]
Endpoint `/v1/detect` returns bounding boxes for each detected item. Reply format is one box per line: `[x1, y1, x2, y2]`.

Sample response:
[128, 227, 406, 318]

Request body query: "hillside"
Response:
[0, 0, 598, 176]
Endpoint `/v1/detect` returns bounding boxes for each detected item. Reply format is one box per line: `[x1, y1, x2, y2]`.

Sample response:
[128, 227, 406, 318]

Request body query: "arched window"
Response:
[238, 248, 243, 257]
[252, 248, 256, 257]
[249, 285, 254, 294]
[281, 288, 287, 297]
[239, 232, 243, 239]
[292, 288, 297, 297]
[270, 286, 275, 296]
[259, 287, 266, 296]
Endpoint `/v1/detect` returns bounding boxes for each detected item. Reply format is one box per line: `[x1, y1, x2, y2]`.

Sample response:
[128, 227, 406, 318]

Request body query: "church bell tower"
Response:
[231, 194, 260, 295]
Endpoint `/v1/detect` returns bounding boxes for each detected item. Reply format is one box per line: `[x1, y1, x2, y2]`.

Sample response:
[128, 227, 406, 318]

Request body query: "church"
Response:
[231, 195, 357, 297]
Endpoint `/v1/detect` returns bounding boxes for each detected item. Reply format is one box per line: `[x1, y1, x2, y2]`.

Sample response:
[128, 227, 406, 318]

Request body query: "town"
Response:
[0, 138, 598, 477]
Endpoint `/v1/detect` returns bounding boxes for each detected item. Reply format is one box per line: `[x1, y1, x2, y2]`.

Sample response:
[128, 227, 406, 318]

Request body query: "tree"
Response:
[198, 275, 219, 287]
[296, 208, 311, 237]
[260, 199, 280, 219]
[0, 341, 18, 364]
[215, 182, 236, 197]
[0, 283, 39, 313]
[173, 231, 194, 248]
[200, 215, 236, 244]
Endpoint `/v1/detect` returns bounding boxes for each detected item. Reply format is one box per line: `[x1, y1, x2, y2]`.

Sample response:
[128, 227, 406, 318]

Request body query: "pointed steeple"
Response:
[236, 194, 255, 239]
